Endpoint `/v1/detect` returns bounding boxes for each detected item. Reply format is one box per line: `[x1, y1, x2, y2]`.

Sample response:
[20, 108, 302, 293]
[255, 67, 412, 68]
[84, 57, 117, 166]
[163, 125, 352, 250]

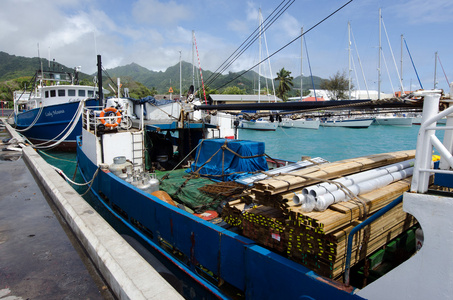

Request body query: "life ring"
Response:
[100, 107, 122, 128]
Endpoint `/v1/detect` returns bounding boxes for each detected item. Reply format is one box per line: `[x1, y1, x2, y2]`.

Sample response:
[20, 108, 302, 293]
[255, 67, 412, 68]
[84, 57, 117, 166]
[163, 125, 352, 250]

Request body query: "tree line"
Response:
[0, 68, 349, 108]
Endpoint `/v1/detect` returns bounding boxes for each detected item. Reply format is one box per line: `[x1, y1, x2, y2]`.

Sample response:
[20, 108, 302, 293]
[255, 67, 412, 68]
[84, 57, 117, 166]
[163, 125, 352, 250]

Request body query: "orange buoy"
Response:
[100, 107, 121, 128]
[194, 210, 218, 221]
[151, 190, 176, 206]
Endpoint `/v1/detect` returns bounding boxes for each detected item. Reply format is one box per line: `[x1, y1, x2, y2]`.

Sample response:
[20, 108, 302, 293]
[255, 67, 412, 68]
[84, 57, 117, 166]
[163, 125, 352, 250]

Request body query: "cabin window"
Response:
[68, 89, 76, 96]
[50, 90, 56, 97]
[88, 90, 94, 97]
[58, 89, 65, 97]
[78, 90, 86, 97]
[45, 91, 49, 98]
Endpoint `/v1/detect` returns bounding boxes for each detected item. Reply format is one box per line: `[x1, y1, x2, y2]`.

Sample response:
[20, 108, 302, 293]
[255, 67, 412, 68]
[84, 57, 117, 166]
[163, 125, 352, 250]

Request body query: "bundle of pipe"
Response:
[293, 159, 415, 212]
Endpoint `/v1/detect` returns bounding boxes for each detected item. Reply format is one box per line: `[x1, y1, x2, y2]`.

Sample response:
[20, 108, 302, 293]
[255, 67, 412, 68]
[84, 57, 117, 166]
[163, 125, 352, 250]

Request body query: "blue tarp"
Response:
[136, 96, 174, 106]
[190, 139, 268, 181]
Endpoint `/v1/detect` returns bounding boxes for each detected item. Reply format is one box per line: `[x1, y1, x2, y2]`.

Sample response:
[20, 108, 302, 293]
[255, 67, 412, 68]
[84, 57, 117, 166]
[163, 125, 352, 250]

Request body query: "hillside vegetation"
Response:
[0, 51, 324, 104]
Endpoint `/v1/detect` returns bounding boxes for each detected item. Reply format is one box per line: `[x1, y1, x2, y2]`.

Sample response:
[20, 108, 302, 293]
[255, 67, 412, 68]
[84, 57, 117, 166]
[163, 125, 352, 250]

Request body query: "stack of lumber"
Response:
[285, 178, 416, 278]
[252, 150, 415, 206]
[241, 206, 288, 253]
[221, 150, 418, 279]
[221, 201, 245, 228]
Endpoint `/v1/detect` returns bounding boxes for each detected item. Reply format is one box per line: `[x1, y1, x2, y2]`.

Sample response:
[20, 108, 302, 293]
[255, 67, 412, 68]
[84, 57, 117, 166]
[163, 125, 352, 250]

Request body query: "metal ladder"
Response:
[131, 132, 144, 170]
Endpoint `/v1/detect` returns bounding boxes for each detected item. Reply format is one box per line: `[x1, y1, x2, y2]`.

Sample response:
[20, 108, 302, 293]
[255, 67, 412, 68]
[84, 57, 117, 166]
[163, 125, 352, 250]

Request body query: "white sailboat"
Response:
[240, 118, 278, 131]
[374, 114, 413, 126]
[279, 117, 320, 129]
[320, 117, 374, 128]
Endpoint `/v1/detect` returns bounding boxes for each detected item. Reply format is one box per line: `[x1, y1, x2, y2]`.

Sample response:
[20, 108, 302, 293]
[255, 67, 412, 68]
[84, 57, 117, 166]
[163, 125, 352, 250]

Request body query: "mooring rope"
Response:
[28, 100, 85, 149]
[15, 104, 45, 132]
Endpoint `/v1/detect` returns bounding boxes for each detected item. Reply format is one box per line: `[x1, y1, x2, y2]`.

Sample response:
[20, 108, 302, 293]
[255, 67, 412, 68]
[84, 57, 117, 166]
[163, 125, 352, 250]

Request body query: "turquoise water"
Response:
[238, 125, 430, 162]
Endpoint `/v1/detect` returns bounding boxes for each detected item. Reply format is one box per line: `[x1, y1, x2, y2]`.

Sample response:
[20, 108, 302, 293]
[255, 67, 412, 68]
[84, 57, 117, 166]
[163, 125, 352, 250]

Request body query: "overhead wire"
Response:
[381, 17, 404, 93]
[203, 0, 296, 88]
[438, 54, 450, 86]
[209, 0, 355, 92]
[203, 0, 293, 86]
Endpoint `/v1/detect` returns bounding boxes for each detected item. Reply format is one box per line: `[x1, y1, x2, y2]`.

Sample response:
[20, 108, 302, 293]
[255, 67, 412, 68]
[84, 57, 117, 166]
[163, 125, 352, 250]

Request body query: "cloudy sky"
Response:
[1, 0, 452, 93]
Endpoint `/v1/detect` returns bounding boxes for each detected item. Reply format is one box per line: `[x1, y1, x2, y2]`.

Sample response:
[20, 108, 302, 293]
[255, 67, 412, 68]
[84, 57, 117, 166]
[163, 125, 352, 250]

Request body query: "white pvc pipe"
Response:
[314, 167, 413, 212]
[293, 193, 305, 205]
[303, 159, 414, 198]
[292, 193, 317, 212]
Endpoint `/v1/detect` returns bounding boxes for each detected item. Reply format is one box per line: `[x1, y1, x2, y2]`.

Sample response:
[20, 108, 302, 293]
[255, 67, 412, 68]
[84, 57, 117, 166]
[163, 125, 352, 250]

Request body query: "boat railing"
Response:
[411, 86, 453, 193]
[82, 106, 115, 134]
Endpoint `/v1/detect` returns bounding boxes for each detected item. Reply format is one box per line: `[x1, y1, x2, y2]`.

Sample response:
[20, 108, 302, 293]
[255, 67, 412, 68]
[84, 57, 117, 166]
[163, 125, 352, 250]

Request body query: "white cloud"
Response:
[274, 13, 301, 40]
[131, 0, 190, 26]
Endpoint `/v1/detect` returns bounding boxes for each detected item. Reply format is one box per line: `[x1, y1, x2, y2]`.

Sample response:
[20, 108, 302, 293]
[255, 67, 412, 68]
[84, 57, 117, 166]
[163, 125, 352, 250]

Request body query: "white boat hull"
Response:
[374, 116, 413, 127]
[321, 118, 374, 128]
[280, 119, 320, 129]
[240, 120, 278, 131]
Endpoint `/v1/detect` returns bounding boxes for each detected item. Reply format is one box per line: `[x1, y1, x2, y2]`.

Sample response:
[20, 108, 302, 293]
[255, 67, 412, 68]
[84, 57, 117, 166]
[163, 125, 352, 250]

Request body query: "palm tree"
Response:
[275, 68, 293, 101]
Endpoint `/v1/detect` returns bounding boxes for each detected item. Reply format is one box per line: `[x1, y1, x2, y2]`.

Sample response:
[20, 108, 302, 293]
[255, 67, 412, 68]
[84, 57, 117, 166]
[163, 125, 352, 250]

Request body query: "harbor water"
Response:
[239, 124, 433, 162]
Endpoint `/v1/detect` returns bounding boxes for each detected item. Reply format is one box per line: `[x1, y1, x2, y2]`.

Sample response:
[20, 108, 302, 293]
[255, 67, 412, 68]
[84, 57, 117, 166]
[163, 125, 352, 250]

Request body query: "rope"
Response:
[81, 167, 101, 197]
[50, 164, 99, 188]
[28, 99, 85, 149]
[37, 149, 77, 163]
[204, 0, 295, 89]
[146, 101, 181, 120]
[14, 104, 45, 132]
[404, 38, 423, 89]
[221, 144, 266, 159]
[160, 140, 203, 181]
[211, 0, 354, 91]
[189, 140, 267, 181]
[382, 18, 405, 93]
[438, 55, 450, 85]
[305, 36, 318, 101]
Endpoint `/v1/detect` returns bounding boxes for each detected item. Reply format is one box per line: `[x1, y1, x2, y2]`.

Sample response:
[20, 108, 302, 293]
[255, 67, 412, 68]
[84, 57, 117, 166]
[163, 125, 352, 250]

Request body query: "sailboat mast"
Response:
[300, 27, 303, 100]
[192, 30, 195, 88]
[378, 8, 382, 100]
[179, 50, 182, 100]
[434, 51, 438, 89]
[348, 21, 352, 100]
[258, 8, 262, 103]
[400, 34, 404, 95]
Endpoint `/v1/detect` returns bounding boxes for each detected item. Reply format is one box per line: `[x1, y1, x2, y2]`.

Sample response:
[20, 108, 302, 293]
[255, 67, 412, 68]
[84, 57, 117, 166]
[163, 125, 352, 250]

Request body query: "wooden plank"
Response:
[254, 150, 415, 194]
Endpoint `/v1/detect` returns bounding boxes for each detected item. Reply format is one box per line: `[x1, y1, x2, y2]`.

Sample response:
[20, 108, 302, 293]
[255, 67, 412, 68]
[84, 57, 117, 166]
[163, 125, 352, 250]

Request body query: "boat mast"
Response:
[192, 30, 195, 88]
[400, 34, 404, 95]
[348, 21, 352, 100]
[258, 8, 262, 103]
[434, 51, 438, 89]
[179, 50, 182, 100]
[300, 27, 303, 100]
[97, 55, 103, 106]
[378, 8, 382, 100]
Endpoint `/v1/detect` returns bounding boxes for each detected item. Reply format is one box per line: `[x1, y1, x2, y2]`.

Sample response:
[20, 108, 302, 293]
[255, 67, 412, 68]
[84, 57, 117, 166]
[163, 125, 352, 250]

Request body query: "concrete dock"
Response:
[0, 119, 183, 299]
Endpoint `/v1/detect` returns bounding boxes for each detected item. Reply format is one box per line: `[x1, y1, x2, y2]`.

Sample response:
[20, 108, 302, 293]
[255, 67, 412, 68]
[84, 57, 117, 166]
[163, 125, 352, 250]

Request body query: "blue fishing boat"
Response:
[13, 63, 100, 150]
[76, 87, 453, 299]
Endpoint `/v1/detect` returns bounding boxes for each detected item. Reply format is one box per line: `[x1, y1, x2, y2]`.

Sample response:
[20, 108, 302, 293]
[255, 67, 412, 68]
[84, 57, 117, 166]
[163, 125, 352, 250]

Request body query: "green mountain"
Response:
[105, 61, 323, 95]
[0, 51, 323, 96]
[0, 51, 94, 82]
